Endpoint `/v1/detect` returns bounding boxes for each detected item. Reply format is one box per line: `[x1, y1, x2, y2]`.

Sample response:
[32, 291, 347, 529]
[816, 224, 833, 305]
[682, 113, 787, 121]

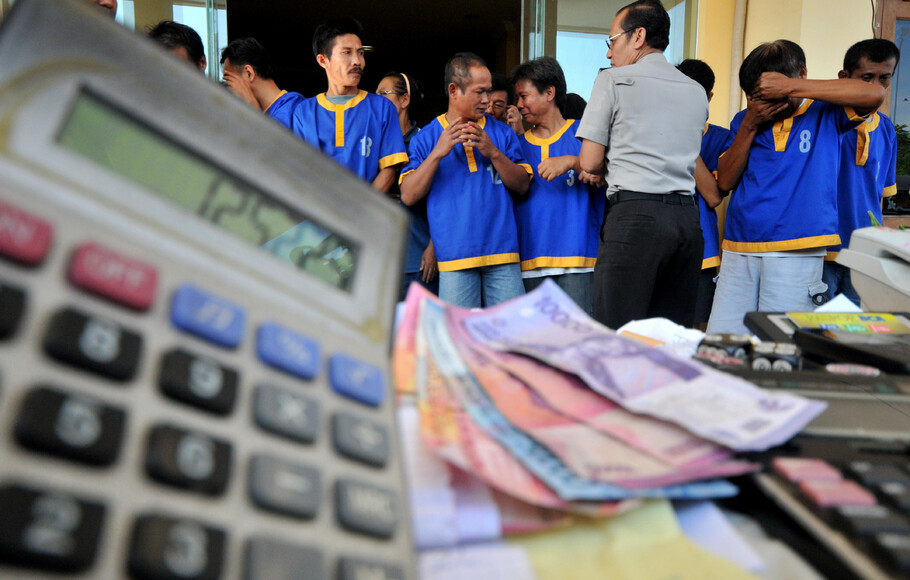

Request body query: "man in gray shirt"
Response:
[578, 0, 708, 330]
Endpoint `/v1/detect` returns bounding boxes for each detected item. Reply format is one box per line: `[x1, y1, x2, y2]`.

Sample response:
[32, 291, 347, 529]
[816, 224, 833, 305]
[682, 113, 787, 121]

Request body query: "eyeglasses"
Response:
[605, 28, 635, 49]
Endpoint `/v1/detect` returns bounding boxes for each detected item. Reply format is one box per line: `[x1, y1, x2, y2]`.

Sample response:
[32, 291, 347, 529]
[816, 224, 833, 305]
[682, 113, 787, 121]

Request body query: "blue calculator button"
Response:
[329, 354, 386, 407]
[170, 284, 246, 348]
[257, 322, 322, 380]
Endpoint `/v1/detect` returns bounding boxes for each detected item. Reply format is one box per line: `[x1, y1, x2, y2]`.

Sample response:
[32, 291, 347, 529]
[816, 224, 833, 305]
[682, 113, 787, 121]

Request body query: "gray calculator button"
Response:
[335, 479, 399, 538]
[338, 557, 405, 580]
[128, 515, 225, 580]
[244, 536, 325, 580]
[253, 384, 320, 443]
[332, 412, 389, 468]
[249, 454, 321, 519]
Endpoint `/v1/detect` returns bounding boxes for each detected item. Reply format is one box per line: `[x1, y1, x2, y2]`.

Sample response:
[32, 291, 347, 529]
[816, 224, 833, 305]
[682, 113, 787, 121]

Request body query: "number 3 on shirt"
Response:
[799, 130, 811, 153]
[566, 170, 576, 187]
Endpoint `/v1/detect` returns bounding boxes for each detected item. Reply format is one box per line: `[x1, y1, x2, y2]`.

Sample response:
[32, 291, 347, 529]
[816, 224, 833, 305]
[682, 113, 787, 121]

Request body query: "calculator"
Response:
[0, 0, 414, 578]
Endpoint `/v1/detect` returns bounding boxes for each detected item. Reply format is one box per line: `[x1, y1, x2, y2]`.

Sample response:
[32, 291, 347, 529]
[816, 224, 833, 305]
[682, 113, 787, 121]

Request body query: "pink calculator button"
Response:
[68, 242, 158, 311]
[0, 200, 53, 265]
[799, 479, 877, 507]
[772, 457, 842, 482]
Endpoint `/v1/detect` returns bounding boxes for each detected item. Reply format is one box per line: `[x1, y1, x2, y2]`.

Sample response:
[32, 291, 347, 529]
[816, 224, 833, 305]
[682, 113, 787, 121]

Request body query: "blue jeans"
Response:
[438, 263, 525, 308]
[523, 273, 594, 317]
[822, 261, 861, 307]
[707, 251, 828, 335]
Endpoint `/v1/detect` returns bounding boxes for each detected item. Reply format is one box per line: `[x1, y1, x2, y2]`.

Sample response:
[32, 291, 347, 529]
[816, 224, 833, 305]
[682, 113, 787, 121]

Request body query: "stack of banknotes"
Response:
[392, 280, 828, 515]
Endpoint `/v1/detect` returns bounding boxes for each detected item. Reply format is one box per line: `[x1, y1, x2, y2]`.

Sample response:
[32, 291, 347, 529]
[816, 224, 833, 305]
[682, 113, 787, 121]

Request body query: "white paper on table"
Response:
[451, 468, 502, 544]
[675, 500, 765, 573]
[617, 317, 706, 358]
[814, 294, 863, 313]
[398, 406, 459, 549]
[419, 543, 537, 580]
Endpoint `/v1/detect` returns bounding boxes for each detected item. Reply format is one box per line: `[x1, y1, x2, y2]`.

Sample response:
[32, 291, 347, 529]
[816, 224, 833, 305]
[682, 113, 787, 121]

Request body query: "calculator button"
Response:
[0, 282, 26, 340]
[145, 425, 231, 496]
[244, 536, 325, 580]
[832, 504, 910, 536]
[170, 283, 246, 348]
[772, 457, 842, 482]
[848, 461, 910, 487]
[338, 557, 405, 580]
[249, 454, 322, 519]
[128, 515, 225, 580]
[43, 307, 142, 381]
[333, 412, 389, 468]
[0, 484, 105, 572]
[880, 482, 910, 513]
[871, 533, 910, 574]
[0, 199, 53, 266]
[68, 242, 158, 311]
[15, 386, 126, 466]
[257, 321, 321, 380]
[159, 349, 239, 416]
[335, 479, 399, 538]
[329, 354, 386, 407]
[800, 479, 877, 507]
[253, 384, 320, 443]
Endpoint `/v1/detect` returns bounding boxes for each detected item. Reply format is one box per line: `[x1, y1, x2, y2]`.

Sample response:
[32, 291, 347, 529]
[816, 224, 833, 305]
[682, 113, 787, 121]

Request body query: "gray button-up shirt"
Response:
[577, 52, 708, 197]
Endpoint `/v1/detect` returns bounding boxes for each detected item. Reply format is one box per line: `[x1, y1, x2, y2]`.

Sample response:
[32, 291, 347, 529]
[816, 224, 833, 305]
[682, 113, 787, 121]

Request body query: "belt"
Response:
[609, 190, 696, 206]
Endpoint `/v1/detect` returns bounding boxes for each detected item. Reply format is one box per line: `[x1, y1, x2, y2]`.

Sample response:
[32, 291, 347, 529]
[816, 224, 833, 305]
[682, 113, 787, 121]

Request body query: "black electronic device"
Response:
[742, 435, 910, 580]
[794, 327, 910, 375]
[0, 0, 414, 578]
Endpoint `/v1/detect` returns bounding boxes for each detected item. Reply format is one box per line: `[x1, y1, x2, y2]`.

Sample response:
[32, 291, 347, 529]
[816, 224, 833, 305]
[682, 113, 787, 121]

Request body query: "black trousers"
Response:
[593, 192, 704, 330]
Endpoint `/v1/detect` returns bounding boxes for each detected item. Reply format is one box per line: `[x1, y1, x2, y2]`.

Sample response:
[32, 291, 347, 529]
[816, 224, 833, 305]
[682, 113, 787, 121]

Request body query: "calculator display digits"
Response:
[0, 0, 414, 578]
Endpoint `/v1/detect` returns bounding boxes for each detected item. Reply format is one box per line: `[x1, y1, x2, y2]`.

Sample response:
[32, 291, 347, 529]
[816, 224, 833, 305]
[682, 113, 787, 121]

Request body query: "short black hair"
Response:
[148, 20, 205, 68]
[490, 72, 513, 102]
[312, 18, 363, 58]
[563, 93, 587, 119]
[739, 39, 805, 95]
[220, 37, 274, 79]
[843, 38, 900, 73]
[509, 56, 567, 112]
[618, 0, 670, 52]
[677, 58, 715, 96]
[444, 52, 487, 93]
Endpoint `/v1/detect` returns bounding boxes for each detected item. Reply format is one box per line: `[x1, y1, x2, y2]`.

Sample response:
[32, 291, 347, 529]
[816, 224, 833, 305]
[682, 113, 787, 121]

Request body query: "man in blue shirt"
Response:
[707, 40, 884, 334]
[400, 53, 532, 308]
[824, 39, 900, 306]
[220, 38, 306, 130]
[293, 19, 407, 193]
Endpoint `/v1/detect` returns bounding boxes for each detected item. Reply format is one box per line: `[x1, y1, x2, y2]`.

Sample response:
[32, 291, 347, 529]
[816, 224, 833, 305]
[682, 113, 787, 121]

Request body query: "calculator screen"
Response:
[57, 89, 359, 292]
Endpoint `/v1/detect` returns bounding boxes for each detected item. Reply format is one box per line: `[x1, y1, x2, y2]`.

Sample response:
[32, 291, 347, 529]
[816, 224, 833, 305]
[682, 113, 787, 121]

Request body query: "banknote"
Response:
[412, 294, 623, 513]
[461, 280, 827, 452]
[392, 282, 427, 395]
[448, 307, 731, 469]
[445, 310, 756, 487]
[422, 299, 739, 500]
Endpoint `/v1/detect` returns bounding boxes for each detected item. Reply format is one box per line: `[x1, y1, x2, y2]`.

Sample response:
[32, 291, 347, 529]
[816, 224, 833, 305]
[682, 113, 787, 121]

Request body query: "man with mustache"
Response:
[294, 18, 407, 193]
[400, 53, 532, 308]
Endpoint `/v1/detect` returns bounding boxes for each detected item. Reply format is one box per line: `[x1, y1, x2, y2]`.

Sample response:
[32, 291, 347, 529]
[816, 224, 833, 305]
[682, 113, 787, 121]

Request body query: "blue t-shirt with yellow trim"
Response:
[514, 119, 605, 272]
[829, 111, 897, 258]
[723, 99, 864, 253]
[292, 90, 408, 183]
[400, 114, 532, 272]
[699, 123, 729, 268]
[265, 90, 306, 131]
